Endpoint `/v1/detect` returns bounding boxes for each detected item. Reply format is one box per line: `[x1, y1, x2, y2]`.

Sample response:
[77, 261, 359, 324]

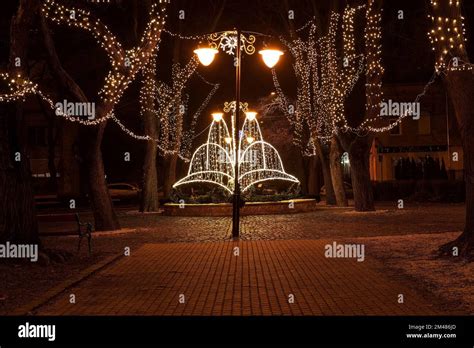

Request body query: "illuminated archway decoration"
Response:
[173, 102, 299, 193]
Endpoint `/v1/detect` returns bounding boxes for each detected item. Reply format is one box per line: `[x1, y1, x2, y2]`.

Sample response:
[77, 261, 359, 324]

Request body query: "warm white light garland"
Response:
[274, 5, 366, 151]
[42, 0, 168, 107]
[0, 0, 220, 161]
[271, 2, 444, 145]
[138, 54, 219, 160]
[173, 104, 299, 193]
[428, 0, 470, 72]
[4, 0, 470, 151]
[139, 55, 198, 153]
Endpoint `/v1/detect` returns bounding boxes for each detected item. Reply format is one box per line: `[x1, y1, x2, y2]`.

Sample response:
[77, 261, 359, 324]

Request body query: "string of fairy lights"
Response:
[1, 0, 219, 160]
[1, 2, 313, 157]
[428, 0, 469, 71]
[136, 54, 220, 160]
[273, 5, 366, 151]
[274, 7, 360, 149]
[42, 0, 168, 107]
[104, 70, 219, 162]
[357, 0, 474, 134]
[139, 54, 197, 152]
[1, 0, 473, 153]
[160, 15, 317, 42]
[138, 51, 221, 160]
[0, 72, 38, 103]
[270, 0, 470, 148]
[363, 0, 474, 136]
[365, 0, 384, 117]
[173, 103, 299, 193]
[0, 72, 116, 126]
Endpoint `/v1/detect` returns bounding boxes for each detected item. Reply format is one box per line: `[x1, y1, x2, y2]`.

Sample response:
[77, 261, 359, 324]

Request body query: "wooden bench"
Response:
[37, 213, 93, 254]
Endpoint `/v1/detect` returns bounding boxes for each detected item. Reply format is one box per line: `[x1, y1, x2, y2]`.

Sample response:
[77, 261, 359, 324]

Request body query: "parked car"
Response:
[107, 183, 141, 202]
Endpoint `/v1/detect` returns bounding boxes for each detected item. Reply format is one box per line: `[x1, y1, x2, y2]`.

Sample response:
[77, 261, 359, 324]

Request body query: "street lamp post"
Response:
[194, 30, 283, 239]
[232, 28, 242, 239]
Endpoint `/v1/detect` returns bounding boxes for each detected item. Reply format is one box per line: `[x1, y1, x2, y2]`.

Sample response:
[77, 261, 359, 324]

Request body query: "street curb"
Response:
[40, 227, 138, 237]
[10, 253, 123, 316]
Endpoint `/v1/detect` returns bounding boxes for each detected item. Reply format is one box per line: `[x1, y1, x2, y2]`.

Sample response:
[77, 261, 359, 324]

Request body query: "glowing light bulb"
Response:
[245, 111, 257, 121]
[259, 49, 283, 68]
[246, 136, 255, 144]
[212, 112, 223, 122]
[194, 48, 218, 66]
[224, 137, 232, 144]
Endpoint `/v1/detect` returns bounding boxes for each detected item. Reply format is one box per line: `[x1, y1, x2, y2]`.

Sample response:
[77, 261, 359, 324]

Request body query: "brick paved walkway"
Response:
[36, 240, 440, 316]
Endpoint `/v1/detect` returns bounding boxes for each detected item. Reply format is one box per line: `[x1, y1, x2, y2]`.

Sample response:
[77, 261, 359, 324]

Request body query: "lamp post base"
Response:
[232, 192, 240, 239]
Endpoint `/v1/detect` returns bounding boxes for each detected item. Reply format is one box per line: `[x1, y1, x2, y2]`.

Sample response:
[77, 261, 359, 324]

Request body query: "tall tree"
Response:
[140, 57, 161, 212]
[162, 16, 186, 200]
[40, 0, 169, 229]
[0, 0, 40, 244]
[338, 0, 383, 211]
[257, 0, 335, 204]
[141, 0, 225, 207]
[140, 56, 199, 208]
[274, 6, 364, 207]
[272, 35, 338, 205]
[429, 0, 474, 257]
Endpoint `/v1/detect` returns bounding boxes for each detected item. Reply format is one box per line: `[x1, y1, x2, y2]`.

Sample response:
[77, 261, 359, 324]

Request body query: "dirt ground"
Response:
[353, 232, 473, 314]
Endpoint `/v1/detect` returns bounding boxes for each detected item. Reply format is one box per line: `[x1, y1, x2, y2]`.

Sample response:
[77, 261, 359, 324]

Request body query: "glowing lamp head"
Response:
[194, 47, 218, 66]
[259, 49, 283, 68]
[224, 137, 232, 144]
[245, 111, 257, 121]
[212, 113, 223, 122]
[246, 136, 255, 144]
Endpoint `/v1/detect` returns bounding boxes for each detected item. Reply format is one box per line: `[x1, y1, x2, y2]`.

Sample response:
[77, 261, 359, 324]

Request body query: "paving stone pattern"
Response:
[36, 240, 440, 316]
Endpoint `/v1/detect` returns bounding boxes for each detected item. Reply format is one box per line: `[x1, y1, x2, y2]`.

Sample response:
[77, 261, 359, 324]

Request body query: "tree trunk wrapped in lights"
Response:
[140, 56, 195, 209]
[272, 28, 337, 204]
[139, 51, 220, 208]
[274, 6, 364, 207]
[39, 0, 169, 229]
[429, 0, 474, 258]
[140, 1, 226, 205]
[140, 58, 160, 212]
[0, 0, 40, 244]
[163, 34, 186, 199]
[338, 0, 383, 212]
[161, 60, 198, 199]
